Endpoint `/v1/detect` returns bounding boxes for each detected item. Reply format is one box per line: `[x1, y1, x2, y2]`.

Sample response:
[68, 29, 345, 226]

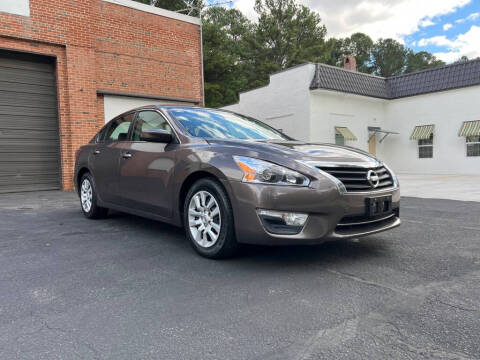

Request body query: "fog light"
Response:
[258, 210, 308, 226]
[257, 209, 308, 235]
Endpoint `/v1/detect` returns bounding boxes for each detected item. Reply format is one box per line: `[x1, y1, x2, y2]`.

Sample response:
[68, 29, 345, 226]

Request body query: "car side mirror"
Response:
[140, 129, 172, 143]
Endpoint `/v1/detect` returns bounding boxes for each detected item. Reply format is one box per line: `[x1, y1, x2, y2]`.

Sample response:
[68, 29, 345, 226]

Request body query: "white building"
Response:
[222, 59, 480, 175]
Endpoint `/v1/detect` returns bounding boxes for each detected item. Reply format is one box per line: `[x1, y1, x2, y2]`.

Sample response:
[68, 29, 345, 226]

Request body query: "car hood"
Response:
[206, 139, 381, 166]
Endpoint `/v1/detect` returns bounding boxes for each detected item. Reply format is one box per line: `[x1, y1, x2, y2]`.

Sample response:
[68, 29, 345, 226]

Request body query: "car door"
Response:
[92, 113, 135, 204]
[115, 110, 178, 218]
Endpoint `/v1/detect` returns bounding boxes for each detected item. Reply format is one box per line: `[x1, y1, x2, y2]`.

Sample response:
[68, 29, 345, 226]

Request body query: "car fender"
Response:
[170, 148, 238, 226]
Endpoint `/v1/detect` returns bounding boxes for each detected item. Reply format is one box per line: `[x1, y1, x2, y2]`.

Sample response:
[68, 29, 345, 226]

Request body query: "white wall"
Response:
[309, 90, 387, 154]
[0, 0, 29, 16]
[383, 86, 480, 175]
[222, 64, 316, 141]
[103, 94, 192, 123]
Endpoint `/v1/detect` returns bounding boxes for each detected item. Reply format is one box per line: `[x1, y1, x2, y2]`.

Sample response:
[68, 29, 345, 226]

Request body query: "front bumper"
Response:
[227, 178, 400, 245]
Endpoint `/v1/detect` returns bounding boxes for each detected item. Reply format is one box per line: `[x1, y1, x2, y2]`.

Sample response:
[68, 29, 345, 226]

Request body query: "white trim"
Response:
[101, 0, 201, 25]
[264, 113, 294, 121]
[199, 15, 205, 106]
[311, 88, 387, 103]
[0, 0, 30, 17]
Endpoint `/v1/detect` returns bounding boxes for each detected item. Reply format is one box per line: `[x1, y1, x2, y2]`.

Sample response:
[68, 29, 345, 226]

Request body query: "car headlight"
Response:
[233, 156, 310, 186]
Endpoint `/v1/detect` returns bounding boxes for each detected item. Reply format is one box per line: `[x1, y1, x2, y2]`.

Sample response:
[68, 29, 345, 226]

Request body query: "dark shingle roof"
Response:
[310, 59, 480, 99]
[310, 64, 390, 98]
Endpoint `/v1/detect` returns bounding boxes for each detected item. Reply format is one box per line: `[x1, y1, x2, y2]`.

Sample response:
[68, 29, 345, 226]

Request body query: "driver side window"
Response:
[105, 113, 134, 142]
[132, 111, 172, 141]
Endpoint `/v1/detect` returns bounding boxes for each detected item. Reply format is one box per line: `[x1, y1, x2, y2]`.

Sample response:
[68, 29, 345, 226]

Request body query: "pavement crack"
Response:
[326, 269, 411, 296]
[25, 312, 101, 360]
[389, 337, 475, 360]
[433, 298, 478, 312]
[365, 314, 477, 360]
[293, 317, 359, 360]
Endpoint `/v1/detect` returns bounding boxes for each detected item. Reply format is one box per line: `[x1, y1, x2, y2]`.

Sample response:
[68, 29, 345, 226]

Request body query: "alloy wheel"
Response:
[81, 178, 93, 213]
[188, 190, 221, 248]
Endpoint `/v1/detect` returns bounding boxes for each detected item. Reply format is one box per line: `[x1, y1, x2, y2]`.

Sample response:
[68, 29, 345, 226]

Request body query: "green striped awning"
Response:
[458, 120, 480, 137]
[410, 125, 434, 140]
[335, 127, 357, 141]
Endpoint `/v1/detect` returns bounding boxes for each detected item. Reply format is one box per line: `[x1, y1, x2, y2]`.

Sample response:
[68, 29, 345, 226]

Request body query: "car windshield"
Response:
[167, 108, 290, 140]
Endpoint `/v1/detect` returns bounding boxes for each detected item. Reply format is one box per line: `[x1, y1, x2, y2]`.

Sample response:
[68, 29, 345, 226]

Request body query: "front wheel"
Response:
[79, 173, 108, 219]
[184, 178, 238, 259]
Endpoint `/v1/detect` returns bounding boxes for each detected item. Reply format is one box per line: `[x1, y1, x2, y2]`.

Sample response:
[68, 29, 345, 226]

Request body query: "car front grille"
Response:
[334, 208, 399, 235]
[317, 165, 394, 192]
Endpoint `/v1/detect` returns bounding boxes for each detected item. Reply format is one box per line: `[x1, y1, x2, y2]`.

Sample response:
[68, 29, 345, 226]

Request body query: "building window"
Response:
[466, 136, 480, 157]
[418, 134, 433, 158]
[335, 133, 344, 145]
[105, 113, 134, 142]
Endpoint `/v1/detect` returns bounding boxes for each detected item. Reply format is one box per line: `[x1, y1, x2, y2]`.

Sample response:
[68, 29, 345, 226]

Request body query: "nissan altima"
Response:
[74, 106, 400, 258]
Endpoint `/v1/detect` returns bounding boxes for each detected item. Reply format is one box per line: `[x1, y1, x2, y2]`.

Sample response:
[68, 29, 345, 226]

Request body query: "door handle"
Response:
[122, 152, 132, 159]
[93, 150, 101, 155]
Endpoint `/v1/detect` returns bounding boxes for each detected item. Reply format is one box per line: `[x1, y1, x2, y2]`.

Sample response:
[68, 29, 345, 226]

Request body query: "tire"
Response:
[79, 173, 109, 219]
[183, 178, 238, 259]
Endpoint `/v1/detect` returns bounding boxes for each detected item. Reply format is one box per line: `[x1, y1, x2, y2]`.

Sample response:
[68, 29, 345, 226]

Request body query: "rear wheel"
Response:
[80, 173, 108, 219]
[184, 178, 238, 259]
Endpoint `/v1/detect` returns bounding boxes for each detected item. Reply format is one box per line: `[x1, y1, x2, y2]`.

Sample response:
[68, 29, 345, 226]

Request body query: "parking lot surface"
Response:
[0, 191, 479, 360]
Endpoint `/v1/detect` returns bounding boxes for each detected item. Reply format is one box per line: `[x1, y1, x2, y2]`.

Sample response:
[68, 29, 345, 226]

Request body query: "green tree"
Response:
[454, 55, 469, 63]
[202, 7, 255, 107]
[134, 0, 447, 105]
[253, 0, 330, 80]
[370, 38, 407, 77]
[326, 37, 342, 65]
[405, 50, 445, 73]
[345, 33, 374, 73]
[327, 32, 374, 73]
[204, 0, 332, 106]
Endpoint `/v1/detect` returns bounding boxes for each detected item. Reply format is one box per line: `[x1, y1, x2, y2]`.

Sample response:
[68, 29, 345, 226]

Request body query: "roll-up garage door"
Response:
[0, 50, 60, 193]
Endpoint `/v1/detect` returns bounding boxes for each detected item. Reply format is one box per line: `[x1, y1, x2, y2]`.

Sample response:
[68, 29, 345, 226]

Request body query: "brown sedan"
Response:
[74, 106, 400, 258]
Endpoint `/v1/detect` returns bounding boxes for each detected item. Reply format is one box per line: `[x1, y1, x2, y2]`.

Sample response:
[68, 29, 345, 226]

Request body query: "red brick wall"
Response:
[0, 0, 202, 190]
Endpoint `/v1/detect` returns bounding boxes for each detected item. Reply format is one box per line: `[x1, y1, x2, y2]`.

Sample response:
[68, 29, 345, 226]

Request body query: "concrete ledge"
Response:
[101, 0, 201, 25]
[97, 89, 201, 104]
[398, 174, 480, 202]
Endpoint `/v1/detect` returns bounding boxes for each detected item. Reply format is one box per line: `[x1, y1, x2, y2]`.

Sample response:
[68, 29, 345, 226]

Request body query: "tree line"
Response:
[134, 0, 454, 107]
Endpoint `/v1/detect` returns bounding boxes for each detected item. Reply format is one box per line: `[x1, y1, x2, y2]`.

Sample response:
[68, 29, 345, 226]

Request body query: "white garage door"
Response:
[103, 94, 195, 123]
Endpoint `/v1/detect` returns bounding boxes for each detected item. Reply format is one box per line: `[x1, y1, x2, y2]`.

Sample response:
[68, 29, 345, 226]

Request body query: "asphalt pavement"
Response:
[0, 191, 479, 359]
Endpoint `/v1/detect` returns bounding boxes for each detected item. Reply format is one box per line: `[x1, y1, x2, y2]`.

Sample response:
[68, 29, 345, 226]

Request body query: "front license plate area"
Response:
[366, 196, 392, 217]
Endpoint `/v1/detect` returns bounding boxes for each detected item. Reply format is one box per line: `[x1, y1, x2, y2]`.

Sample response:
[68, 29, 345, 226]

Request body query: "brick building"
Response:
[0, 0, 203, 193]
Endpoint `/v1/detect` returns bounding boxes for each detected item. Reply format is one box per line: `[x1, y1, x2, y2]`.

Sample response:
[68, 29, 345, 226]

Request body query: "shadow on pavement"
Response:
[105, 210, 391, 269]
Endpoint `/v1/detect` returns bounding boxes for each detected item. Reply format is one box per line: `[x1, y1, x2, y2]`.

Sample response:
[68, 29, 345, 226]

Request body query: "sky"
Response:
[208, 0, 480, 63]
